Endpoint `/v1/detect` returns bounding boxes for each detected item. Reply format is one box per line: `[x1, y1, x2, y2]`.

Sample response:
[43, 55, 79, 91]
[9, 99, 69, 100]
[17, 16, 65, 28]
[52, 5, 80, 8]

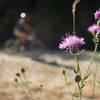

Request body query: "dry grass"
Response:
[0, 51, 100, 100]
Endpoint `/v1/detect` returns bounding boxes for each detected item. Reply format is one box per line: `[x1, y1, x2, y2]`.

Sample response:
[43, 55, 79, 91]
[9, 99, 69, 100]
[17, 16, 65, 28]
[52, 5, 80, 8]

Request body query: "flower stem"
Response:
[39, 84, 43, 100]
[92, 72, 96, 100]
[92, 42, 98, 100]
[74, 55, 82, 77]
[63, 73, 74, 100]
[78, 83, 82, 100]
[84, 42, 98, 77]
[73, 13, 75, 33]
[72, 0, 80, 33]
[22, 73, 34, 100]
[74, 55, 82, 100]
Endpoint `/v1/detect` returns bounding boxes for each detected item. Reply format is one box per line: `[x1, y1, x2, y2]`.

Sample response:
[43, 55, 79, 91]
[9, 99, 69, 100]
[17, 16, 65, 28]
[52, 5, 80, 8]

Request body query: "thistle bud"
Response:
[40, 84, 43, 88]
[16, 73, 20, 77]
[70, 47, 79, 55]
[62, 70, 66, 75]
[21, 68, 25, 73]
[74, 75, 81, 83]
[14, 78, 18, 82]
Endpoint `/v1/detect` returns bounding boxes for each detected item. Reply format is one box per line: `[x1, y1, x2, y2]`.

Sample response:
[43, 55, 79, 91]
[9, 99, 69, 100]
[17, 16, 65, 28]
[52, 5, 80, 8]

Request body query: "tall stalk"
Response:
[84, 42, 98, 77]
[72, 0, 80, 33]
[81, 42, 98, 100]
[63, 71, 74, 100]
[74, 55, 82, 100]
[22, 72, 34, 100]
[92, 68, 97, 100]
[92, 42, 98, 100]
[78, 83, 82, 100]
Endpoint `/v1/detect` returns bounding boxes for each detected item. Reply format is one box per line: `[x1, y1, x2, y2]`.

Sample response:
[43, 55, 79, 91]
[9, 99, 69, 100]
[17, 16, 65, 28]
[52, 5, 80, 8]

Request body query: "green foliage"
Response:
[75, 49, 85, 56]
[73, 68, 77, 74]
[80, 84, 85, 89]
[76, 62, 79, 74]
[83, 72, 91, 82]
[72, 93, 79, 97]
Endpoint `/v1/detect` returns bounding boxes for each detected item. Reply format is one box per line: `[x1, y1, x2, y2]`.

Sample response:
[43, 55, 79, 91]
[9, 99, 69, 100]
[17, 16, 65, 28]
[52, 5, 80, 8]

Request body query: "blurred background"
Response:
[0, 0, 100, 50]
[0, 1, 100, 100]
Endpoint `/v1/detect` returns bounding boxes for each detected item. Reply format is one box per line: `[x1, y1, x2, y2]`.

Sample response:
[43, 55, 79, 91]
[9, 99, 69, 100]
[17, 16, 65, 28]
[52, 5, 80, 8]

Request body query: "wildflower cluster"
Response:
[59, 1, 100, 100]
[87, 9, 100, 100]
[88, 10, 100, 42]
[14, 68, 43, 100]
[14, 68, 34, 100]
[59, 33, 85, 54]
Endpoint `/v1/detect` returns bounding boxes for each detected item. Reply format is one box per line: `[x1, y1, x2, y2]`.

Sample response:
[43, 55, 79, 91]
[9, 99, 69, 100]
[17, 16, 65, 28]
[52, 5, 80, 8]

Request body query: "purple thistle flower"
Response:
[94, 10, 100, 20]
[59, 34, 85, 54]
[88, 24, 100, 35]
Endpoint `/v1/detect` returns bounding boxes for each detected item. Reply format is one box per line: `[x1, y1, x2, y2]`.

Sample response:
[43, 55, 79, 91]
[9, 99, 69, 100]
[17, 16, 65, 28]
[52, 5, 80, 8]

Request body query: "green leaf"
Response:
[75, 49, 85, 56]
[83, 72, 91, 81]
[76, 63, 79, 74]
[97, 81, 100, 85]
[81, 84, 85, 89]
[72, 93, 79, 97]
[73, 68, 77, 74]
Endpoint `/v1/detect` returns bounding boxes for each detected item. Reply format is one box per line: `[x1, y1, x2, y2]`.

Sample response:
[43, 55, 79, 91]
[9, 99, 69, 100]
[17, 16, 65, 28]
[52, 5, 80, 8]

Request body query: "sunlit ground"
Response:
[0, 50, 100, 100]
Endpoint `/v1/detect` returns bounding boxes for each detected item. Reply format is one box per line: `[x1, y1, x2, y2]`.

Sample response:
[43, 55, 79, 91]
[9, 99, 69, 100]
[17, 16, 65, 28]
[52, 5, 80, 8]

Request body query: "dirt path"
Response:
[0, 51, 100, 100]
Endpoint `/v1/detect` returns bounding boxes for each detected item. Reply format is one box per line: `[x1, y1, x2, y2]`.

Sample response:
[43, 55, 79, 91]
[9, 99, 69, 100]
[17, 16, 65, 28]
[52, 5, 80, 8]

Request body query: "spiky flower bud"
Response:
[62, 70, 66, 75]
[16, 73, 20, 77]
[40, 84, 43, 88]
[21, 68, 25, 73]
[14, 78, 18, 82]
[74, 75, 81, 83]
